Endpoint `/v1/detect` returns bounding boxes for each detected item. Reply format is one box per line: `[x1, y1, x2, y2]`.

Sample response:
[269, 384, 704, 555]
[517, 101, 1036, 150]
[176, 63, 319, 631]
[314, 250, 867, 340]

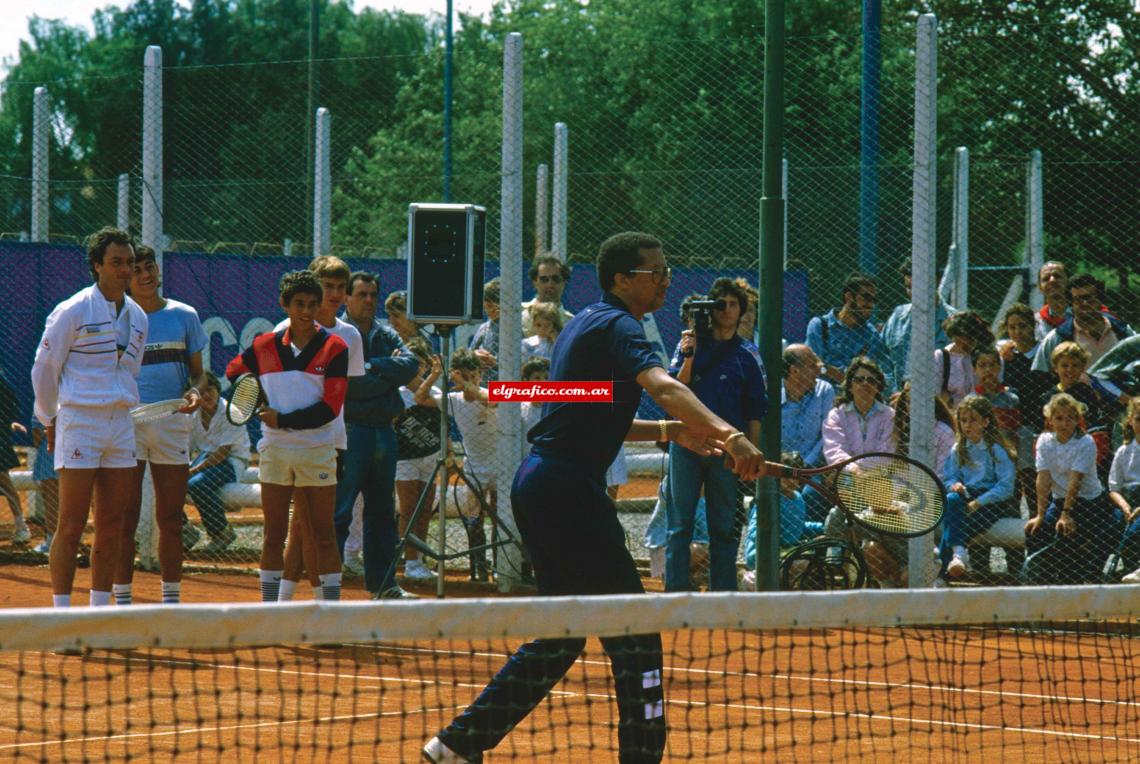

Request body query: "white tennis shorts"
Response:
[54, 406, 136, 470]
[395, 453, 437, 483]
[135, 413, 192, 465]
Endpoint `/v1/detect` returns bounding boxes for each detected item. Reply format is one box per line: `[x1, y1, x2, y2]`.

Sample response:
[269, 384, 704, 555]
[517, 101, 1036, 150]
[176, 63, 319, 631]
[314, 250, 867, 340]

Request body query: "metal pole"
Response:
[30, 86, 49, 243]
[535, 163, 549, 257]
[117, 173, 130, 232]
[142, 45, 164, 269]
[551, 123, 568, 261]
[756, 0, 785, 591]
[954, 146, 969, 309]
[782, 157, 788, 269]
[859, 0, 881, 276]
[495, 32, 525, 591]
[312, 107, 331, 255]
[1027, 149, 1044, 311]
[907, 14, 938, 588]
[443, 0, 454, 202]
[435, 329, 452, 597]
[306, 0, 319, 243]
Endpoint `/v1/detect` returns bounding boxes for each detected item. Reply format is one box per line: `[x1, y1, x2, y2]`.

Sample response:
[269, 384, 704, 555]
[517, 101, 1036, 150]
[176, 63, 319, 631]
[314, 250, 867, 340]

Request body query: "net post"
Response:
[312, 107, 331, 256]
[907, 13, 938, 588]
[756, 0, 786, 591]
[535, 162, 549, 256]
[117, 173, 130, 232]
[551, 122, 568, 261]
[495, 32, 525, 591]
[30, 86, 49, 243]
[1026, 149, 1044, 311]
[142, 44, 164, 270]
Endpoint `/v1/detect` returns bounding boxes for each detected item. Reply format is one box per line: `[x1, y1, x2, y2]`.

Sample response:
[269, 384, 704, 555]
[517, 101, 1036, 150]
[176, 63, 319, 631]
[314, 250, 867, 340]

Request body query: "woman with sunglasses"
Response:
[821, 357, 895, 475]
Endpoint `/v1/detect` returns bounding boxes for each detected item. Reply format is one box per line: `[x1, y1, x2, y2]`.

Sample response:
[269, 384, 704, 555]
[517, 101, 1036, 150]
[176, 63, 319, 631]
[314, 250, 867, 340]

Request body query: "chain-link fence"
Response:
[1, 8, 1136, 593]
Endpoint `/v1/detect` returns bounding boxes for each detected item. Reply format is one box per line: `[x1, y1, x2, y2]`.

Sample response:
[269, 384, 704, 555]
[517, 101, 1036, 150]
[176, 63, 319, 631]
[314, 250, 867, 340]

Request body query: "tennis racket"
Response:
[225, 373, 265, 426]
[764, 452, 945, 537]
[394, 404, 443, 460]
[130, 399, 186, 424]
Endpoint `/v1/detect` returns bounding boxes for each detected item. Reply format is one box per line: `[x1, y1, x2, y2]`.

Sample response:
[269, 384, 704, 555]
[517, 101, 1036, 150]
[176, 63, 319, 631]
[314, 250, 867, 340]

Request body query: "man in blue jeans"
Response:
[339, 271, 418, 599]
[665, 277, 767, 592]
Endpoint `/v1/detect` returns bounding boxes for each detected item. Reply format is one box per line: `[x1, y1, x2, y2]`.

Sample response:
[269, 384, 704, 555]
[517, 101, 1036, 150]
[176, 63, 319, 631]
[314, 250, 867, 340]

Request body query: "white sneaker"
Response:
[405, 559, 438, 582]
[1121, 566, 1140, 584]
[342, 555, 365, 577]
[12, 525, 31, 544]
[33, 536, 51, 555]
[946, 552, 970, 580]
[423, 736, 481, 763]
[740, 569, 757, 589]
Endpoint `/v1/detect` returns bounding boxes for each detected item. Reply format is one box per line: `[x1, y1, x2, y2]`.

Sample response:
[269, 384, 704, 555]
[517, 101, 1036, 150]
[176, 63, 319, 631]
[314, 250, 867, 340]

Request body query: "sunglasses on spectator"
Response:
[627, 266, 672, 284]
[537, 275, 564, 284]
[851, 375, 879, 385]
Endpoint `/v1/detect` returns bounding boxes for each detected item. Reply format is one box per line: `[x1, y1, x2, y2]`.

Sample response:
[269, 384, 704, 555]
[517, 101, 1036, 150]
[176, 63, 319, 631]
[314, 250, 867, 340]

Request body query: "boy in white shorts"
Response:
[274, 256, 365, 601]
[395, 337, 444, 581]
[448, 349, 500, 578]
[226, 270, 349, 602]
[114, 245, 206, 605]
[31, 227, 148, 607]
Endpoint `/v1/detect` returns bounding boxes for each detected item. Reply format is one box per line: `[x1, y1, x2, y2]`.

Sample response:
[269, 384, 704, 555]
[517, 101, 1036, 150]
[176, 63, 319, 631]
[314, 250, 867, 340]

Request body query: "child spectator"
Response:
[519, 357, 550, 437]
[186, 371, 250, 553]
[448, 348, 499, 575]
[522, 301, 564, 362]
[935, 311, 995, 408]
[1107, 398, 1140, 584]
[29, 420, 57, 554]
[0, 375, 29, 545]
[891, 381, 956, 481]
[939, 395, 1017, 580]
[998, 302, 1053, 519]
[1025, 393, 1123, 584]
[394, 337, 444, 583]
[1049, 340, 1121, 478]
[972, 345, 1020, 433]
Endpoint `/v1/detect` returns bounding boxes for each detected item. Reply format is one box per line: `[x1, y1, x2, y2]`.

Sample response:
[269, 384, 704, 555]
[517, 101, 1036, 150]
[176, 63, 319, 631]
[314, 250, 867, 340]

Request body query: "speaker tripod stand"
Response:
[385, 324, 522, 597]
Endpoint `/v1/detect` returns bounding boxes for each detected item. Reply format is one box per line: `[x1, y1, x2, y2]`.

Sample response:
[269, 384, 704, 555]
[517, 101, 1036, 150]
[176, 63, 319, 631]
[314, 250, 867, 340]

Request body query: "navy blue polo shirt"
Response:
[528, 291, 663, 478]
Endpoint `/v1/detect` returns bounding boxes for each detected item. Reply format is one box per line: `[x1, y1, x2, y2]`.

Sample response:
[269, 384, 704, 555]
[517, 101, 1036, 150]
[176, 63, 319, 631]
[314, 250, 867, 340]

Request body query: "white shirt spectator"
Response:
[191, 407, 251, 478]
[1036, 431, 1102, 500]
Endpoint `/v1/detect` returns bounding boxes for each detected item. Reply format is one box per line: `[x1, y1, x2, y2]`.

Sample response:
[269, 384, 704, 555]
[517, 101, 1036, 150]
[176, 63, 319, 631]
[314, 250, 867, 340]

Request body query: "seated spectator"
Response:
[1108, 398, 1140, 584]
[935, 311, 994, 408]
[186, 372, 250, 553]
[1025, 393, 1123, 584]
[519, 357, 550, 437]
[938, 395, 1017, 580]
[972, 345, 1020, 434]
[742, 451, 824, 587]
[879, 258, 957, 393]
[781, 344, 835, 525]
[806, 273, 888, 386]
[1049, 340, 1123, 478]
[469, 278, 501, 382]
[1034, 261, 1070, 340]
[999, 302, 1054, 515]
[0, 375, 28, 545]
[522, 301, 564, 362]
[1034, 273, 1133, 373]
[822, 357, 895, 470]
[394, 337, 444, 583]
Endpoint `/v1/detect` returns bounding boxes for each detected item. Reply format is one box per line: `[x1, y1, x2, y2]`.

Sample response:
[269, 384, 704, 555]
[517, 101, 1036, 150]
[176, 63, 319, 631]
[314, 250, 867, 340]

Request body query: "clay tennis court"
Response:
[0, 560, 1136, 762]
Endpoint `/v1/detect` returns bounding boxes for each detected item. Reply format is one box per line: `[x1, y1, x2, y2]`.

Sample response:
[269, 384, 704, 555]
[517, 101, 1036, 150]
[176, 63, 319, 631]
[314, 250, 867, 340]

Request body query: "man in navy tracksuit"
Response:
[423, 232, 765, 764]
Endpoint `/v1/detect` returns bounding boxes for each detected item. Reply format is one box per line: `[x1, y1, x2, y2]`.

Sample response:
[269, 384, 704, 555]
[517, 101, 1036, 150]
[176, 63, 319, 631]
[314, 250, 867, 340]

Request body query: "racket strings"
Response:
[228, 378, 262, 422]
[838, 462, 943, 536]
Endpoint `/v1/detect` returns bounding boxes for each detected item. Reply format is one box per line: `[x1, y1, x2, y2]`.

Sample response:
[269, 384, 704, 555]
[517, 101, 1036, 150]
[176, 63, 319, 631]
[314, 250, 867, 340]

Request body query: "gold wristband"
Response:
[658, 420, 669, 442]
[725, 431, 747, 447]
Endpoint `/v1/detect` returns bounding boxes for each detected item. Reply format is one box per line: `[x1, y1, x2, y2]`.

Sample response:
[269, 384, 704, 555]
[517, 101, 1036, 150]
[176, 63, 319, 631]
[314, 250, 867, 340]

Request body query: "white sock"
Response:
[952, 545, 967, 559]
[112, 583, 132, 606]
[52, 594, 70, 608]
[89, 590, 111, 607]
[259, 569, 283, 603]
[278, 579, 297, 602]
[319, 572, 341, 601]
[161, 581, 181, 604]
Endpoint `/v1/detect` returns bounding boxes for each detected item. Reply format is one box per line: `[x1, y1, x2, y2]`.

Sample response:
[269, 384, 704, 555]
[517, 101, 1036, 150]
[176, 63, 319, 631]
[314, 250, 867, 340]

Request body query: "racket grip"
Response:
[763, 462, 792, 478]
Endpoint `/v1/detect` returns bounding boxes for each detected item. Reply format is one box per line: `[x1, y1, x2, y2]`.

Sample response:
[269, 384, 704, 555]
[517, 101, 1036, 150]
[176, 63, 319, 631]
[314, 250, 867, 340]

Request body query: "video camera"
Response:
[688, 298, 725, 336]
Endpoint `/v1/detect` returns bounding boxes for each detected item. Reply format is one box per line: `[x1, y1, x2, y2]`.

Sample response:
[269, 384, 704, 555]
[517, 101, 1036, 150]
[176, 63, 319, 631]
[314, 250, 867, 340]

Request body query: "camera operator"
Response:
[665, 277, 768, 592]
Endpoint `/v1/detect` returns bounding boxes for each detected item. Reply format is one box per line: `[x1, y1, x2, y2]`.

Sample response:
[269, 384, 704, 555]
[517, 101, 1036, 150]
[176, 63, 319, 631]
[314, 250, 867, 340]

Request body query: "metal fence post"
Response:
[907, 13, 938, 588]
[1026, 149, 1044, 312]
[117, 173, 130, 232]
[313, 107, 331, 256]
[535, 163, 549, 257]
[953, 146, 969, 309]
[142, 45, 164, 266]
[30, 87, 49, 243]
[496, 32, 525, 591]
[551, 122, 568, 261]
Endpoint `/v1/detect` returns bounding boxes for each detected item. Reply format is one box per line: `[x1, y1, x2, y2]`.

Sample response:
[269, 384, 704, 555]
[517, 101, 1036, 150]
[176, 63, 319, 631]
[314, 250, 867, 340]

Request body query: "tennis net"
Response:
[0, 586, 1137, 762]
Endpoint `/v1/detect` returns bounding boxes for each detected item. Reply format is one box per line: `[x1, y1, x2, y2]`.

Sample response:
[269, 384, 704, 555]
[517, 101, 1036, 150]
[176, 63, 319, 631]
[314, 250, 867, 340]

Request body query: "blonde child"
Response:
[1107, 398, 1140, 584]
[522, 301, 564, 361]
[939, 395, 1017, 579]
[1025, 393, 1122, 584]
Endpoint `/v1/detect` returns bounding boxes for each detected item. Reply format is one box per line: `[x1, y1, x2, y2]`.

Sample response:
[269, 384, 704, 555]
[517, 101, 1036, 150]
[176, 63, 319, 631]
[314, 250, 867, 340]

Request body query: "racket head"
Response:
[394, 405, 443, 460]
[130, 399, 184, 424]
[830, 452, 946, 538]
[225, 373, 264, 426]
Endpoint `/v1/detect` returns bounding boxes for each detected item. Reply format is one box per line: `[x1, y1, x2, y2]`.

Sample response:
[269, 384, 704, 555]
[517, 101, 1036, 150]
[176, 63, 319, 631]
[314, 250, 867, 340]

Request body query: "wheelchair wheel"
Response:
[780, 538, 868, 591]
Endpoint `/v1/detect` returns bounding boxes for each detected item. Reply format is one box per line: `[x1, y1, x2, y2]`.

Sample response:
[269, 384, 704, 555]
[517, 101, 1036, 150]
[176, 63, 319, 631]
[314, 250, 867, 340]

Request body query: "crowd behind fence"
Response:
[0, 12, 1136, 594]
